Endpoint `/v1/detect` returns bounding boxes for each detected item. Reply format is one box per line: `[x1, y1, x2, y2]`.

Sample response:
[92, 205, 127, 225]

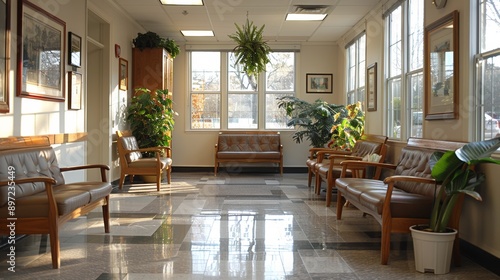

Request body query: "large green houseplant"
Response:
[427, 136, 500, 232]
[276, 96, 365, 148]
[127, 88, 176, 156]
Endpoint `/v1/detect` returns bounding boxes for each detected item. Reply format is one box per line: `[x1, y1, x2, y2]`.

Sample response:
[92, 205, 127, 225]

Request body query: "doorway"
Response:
[86, 10, 111, 181]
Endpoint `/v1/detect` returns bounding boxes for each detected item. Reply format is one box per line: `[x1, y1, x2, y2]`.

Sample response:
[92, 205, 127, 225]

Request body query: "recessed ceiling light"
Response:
[159, 0, 204, 5]
[286, 13, 327, 21]
[181, 30, 214, 36]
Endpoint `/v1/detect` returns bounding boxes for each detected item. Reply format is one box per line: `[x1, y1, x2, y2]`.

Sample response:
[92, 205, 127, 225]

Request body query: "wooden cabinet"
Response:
[132, 48, 173, 95]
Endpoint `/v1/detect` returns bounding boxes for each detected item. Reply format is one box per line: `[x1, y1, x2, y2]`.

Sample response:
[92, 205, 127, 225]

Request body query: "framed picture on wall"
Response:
[306, 73, 332, 93]
[17, 0, 66, 102]
[0, 0, 11, 113]
[366, 63, 377, 111]
[119, 58, 128, 91]
[68, 32, 81, 67]
[424, 11, 459, 120]
[68, 71, 82, 110]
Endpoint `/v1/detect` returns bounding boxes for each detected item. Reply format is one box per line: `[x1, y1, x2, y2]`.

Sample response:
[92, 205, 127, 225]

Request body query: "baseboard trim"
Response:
[460, 239, 500, 276]
[172, 166, 308, 173]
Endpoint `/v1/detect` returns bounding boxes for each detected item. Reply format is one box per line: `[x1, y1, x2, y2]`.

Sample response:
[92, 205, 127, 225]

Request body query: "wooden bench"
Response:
[214, 131, 283, 175]
[335, 138, 466, 265]
[0, 136, 111, 268]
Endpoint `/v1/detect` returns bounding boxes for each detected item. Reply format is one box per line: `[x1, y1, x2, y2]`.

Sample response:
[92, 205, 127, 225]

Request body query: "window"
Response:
[476, 0, 500, 140]
[346, 33, 366, 104]
[265, 52, 295, 129]
[190, 51, 221, 129]
[385, 0, 424, 139]
[189, 51, 296, 130]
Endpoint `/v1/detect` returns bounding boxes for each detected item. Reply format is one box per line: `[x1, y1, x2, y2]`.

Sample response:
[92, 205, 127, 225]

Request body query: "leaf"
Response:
[455, 137, 500, 163]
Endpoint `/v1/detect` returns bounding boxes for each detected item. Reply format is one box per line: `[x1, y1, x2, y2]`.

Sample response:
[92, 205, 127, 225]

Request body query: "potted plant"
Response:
[127, 87, 176, 156]
[327, 101, 365, 150]
[410, 137, 500, 274]
[133, 31, 180, 58]
[277, 96, 364, 148]
[228, 18, 271, 77]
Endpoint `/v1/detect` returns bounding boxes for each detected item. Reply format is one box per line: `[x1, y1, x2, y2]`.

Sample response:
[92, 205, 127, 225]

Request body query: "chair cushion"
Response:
[120, 136, 143, 163]
[128, 157, 171, 169]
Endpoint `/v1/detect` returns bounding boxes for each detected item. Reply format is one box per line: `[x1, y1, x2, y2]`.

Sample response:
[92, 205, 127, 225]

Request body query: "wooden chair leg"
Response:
[156, 172, 161, 191]
[307, 168, 313, 188]
[166, 168, 171, 184]
[48, 218, 60, 269]
[326, 181, 332, 207]
[315, 173, 322, 195]
[336, 191, 344, 220]
[119, 174, 125, 190]
[102, 196, 110, 233]
[381, 220, 391, 265]
[452, 233, 461, 266]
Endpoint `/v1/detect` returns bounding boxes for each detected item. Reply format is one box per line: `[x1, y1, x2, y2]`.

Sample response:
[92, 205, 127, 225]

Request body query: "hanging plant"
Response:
[228, 18, 272, 77]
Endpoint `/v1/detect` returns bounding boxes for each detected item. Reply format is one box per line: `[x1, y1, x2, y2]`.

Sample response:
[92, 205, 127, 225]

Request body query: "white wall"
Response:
[0, 0, 142, 182]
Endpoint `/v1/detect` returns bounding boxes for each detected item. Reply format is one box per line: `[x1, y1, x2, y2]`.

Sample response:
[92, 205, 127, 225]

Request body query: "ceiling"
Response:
[113, 0, 382, 44]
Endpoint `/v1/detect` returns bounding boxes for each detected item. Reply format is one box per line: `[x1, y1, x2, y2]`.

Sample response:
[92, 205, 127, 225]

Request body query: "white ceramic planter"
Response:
[410, 225, 457, 274]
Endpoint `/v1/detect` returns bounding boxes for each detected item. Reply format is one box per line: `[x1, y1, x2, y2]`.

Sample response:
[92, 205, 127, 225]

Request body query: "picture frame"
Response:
[68, 71, 82, 110]
[119, 58, 128, 91]
[366, 63, 377, 112]
[0, 0, 11, 113]
[16, 0, 66, 102]
[306, 73, 332, 93]
[424, 10, 459, 120]
[68, 32, 81, 67]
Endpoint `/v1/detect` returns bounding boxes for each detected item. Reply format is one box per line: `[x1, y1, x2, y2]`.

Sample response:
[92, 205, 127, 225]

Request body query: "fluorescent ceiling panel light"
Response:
[286, 13, 327, 21]
[159, 0, 204, 5]
[181, 30, 214, 36]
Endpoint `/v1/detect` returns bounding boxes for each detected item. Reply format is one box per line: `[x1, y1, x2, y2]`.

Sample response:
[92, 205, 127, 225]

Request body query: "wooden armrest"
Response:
[60, 164, 110, 172]
[384, 175, 436, 185]
[60, 164, 110, 182]
[0, 176, 56, 187]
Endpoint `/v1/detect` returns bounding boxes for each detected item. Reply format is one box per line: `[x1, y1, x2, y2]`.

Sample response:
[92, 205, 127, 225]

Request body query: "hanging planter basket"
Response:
[228, 18, 272, 77]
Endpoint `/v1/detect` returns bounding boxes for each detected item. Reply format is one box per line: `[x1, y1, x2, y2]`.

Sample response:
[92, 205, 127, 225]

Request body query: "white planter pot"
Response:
[410, 225, 457, 275]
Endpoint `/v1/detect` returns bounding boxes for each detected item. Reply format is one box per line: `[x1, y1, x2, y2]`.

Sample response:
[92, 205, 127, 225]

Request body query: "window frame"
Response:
[345, 32, 366, 105]
[475, 0, 500, 141]
[384, 0, 424, 140]
[188, 50, 297, 131]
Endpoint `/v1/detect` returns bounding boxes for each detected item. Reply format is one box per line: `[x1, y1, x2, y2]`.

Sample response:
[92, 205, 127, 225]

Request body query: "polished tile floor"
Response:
[0, 172, 498, 279]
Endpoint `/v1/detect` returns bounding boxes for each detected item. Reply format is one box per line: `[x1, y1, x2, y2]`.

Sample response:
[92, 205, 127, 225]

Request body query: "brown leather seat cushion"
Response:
[336, 178, 434, 219]
[0, 182, 111, 218]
